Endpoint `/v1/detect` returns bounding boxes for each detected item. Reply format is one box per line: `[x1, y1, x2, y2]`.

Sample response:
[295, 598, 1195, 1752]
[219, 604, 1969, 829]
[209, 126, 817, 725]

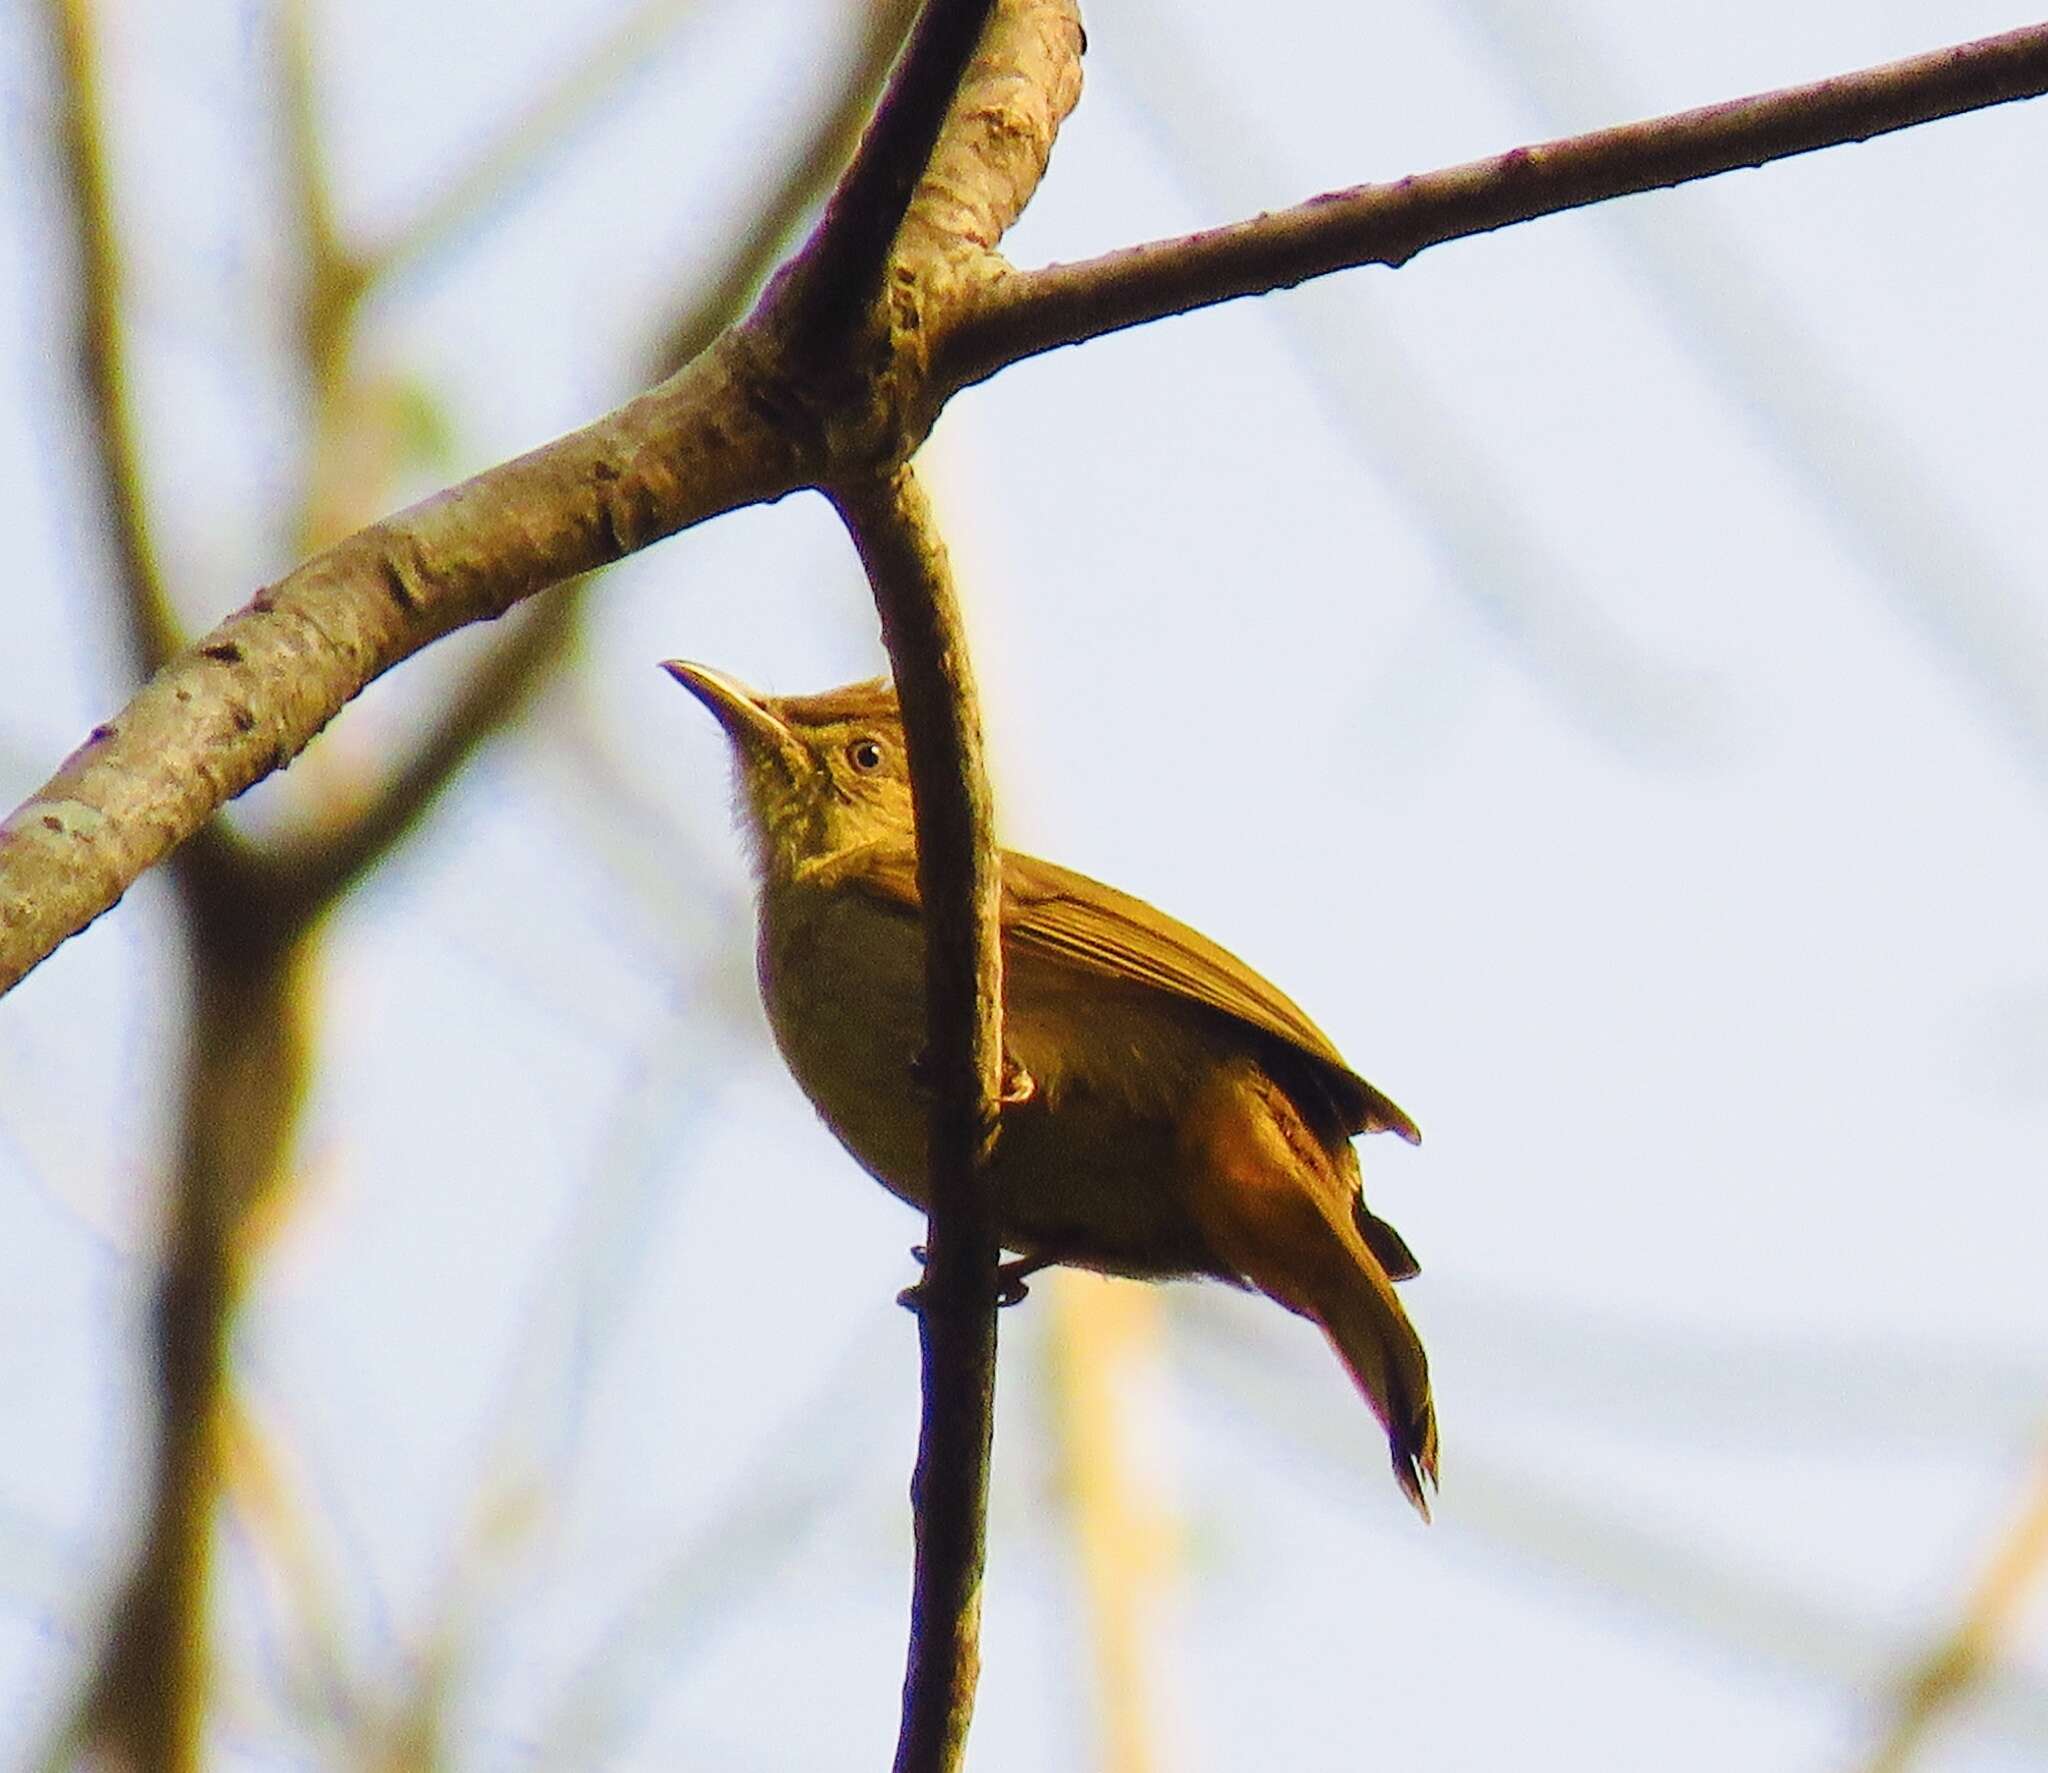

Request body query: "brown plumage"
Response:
[666, 664, 1438, 1514]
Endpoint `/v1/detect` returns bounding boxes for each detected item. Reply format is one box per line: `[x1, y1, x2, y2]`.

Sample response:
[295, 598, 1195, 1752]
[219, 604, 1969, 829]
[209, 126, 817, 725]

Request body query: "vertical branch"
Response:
[81, 883, 313, 1773]
[43, 0, 183, 678]
[830, 465, 1003, 1773]
[1047, 1276, 1170, 1773]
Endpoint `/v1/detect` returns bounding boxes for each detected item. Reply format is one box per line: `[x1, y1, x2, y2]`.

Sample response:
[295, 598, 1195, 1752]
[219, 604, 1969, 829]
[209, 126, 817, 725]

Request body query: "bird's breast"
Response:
[753, 877, 1242, 1279]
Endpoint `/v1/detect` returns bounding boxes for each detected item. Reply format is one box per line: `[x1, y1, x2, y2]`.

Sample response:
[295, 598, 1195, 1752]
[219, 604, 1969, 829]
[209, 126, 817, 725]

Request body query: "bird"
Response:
[664, 662, 1437, 1514]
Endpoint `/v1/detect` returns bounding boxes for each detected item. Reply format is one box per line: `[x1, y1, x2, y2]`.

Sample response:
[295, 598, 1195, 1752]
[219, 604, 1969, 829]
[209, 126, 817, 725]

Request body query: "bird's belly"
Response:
[758, 887, 1225, 1280]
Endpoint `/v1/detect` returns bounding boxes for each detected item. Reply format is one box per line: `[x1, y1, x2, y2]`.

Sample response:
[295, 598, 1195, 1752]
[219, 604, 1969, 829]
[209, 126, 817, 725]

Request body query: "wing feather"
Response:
[849, 845, 1419, 1143]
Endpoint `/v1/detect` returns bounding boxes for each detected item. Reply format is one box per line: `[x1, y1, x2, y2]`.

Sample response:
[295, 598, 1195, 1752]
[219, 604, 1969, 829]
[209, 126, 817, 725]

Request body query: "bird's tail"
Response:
[1178, 1065, 1438, 1517]
[1308, 1252, 1438, 1518]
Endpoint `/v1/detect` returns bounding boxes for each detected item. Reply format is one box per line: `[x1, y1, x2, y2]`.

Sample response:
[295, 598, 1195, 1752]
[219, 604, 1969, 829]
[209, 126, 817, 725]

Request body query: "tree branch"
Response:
[829, 465, 1003, 1773]
[43, 0, 185, 680]
[890, 0, 1084, 272]
[268, 586, 584, 914]
[0, 337, 800, 996]
[1862, 1447, 2048, 1773]
[781, 0, 1001, 342]
[941, 20, 2048, 386]
[653, 0, 922, 374]
[6, 7, 2033, 1008]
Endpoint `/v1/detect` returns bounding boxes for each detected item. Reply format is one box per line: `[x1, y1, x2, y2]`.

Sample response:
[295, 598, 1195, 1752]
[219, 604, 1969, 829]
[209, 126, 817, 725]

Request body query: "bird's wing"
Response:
[848, 844, 1419, 1143]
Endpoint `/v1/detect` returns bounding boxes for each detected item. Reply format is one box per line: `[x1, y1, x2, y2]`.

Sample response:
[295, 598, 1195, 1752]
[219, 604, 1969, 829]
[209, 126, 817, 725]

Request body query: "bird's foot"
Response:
[995, 1252, 1054, 1305]
[896, 1245, 1053, 1311]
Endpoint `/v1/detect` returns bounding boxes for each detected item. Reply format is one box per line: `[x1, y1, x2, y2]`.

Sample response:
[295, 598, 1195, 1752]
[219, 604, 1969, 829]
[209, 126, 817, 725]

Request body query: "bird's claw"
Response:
[897, 1246, 1049, 1310]
[995, 1253, 1053, 1306]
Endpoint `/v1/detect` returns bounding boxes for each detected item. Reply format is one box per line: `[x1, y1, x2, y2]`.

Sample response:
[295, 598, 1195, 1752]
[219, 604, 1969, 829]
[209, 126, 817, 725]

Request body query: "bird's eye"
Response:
[847, 736, 886, 774]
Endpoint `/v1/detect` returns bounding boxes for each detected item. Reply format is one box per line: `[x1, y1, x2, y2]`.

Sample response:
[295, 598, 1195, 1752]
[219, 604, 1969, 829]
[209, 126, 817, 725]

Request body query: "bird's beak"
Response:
[661, 660, 804, 773]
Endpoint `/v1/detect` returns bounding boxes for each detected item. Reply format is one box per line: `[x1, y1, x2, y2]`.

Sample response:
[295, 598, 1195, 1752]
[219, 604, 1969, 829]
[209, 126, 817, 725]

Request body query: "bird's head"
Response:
[662, 662, 915, 881]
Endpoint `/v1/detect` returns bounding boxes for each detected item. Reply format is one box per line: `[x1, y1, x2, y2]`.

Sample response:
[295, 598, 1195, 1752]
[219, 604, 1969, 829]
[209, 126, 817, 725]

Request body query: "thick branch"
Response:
[892, 0, 1083, 271]
[44, 0, 184, 679]
[829, 466, 1003, 1773]
[942, 20, 2048, 385]
[0, 337, 801, 996]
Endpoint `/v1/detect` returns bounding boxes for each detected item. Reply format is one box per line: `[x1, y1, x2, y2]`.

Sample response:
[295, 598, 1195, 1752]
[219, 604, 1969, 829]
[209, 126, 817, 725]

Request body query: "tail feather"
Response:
[1179, 1063, 1439, 1516]
[1310, 1260, 1438, 1518]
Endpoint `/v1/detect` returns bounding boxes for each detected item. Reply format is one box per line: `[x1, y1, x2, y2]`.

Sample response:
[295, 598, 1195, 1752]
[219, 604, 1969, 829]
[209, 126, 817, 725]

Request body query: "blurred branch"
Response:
[268, 587, 585, 913]
[945, 21, 2048, 386]
[1179, 1293, 2048, 1744]
[1047, 1276, 1170, 1773]
[279, 0, 365, 397]
[364, 0, 712, 289]
[43, 0, 184, 679]
[1177, 1295, 2048, 1752]
[831, 464, 1004, 1773]
[77, 914, 314, 1773]
[1453, 0, 2048, 791]
[1114, 0, 1710, 755]
[1861, 1446, 2048, 1773]
[217, 1394, 361, 1756]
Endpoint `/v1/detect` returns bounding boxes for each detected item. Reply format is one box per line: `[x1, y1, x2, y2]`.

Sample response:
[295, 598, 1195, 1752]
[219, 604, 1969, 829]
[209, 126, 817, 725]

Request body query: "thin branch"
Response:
[942, 20, 2048, 386]
[1862, 1446, 2048, 1773]
[829, 465, 1004, 1773]
[5, 9, 2032, 1000]
[363, 0, 711, 289]
[278, 0, 365, 389]
[1450, 0, 2048, 790]
[43, 0, 184, 679]
[780, 0, 999, 341]
[1116, 0, 1709, 754]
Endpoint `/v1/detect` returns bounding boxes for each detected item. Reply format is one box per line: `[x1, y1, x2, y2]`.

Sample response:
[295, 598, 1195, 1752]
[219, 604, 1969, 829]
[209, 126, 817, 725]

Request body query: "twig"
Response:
[0, 335, 797, 996]
[278, 0, 365, 389]
[43, 0, 184, 679]
[829, 464, 1004, 1773]
[941, 20, 2048, 386]
[1861, 1447, 2048, 1773]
